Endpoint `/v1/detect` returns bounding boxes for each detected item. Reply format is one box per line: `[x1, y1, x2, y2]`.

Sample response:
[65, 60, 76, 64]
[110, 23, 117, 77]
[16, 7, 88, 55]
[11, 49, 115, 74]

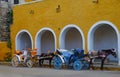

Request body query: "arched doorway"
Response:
[60, 24, 85, 50]
[88, 21, 119, 63]
[35, 28, 56, 54]
[16, 30, 33, 50]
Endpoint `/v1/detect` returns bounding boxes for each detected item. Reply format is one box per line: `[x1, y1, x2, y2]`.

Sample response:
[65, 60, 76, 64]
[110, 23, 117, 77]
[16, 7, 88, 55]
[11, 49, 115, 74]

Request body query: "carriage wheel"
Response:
[53, 56, 62, 69]
[26, 60, 33, 68]
[73, 60, 83, 70]
[11, 56, 19, 67]
[82, 61, 89, 70]
[69, 55, 75, 64]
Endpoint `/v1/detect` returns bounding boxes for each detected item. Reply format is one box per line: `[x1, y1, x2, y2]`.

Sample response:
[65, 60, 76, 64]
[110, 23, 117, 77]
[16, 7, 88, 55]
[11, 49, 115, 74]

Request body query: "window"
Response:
[14, 0, 19, 4]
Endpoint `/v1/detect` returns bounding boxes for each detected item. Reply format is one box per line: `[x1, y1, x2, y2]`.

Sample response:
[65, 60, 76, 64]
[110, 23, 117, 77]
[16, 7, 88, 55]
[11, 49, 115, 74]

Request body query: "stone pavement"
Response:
[0, 65, 120, 77]
[0, 61, 120, 71]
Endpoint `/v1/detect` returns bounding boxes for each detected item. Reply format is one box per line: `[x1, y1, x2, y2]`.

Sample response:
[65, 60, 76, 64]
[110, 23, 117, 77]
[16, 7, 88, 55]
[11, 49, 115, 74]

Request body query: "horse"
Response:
[88, 48, 117, 70]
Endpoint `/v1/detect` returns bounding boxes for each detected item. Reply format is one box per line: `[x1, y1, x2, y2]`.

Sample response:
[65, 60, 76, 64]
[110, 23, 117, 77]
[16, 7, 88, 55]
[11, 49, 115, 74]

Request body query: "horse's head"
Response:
[111, 48, 117, 58]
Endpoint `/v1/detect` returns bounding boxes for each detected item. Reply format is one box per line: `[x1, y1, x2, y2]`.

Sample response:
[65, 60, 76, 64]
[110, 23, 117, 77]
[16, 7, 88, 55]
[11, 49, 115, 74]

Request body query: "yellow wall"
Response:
[25, 0, 33, 2]
[0, 42, 11, 61]
[10, 0, 120, 54]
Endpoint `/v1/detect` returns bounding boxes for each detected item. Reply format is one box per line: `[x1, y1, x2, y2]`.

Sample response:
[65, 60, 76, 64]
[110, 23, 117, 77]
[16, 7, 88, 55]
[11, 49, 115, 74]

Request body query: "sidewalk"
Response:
[92, 62, 120, 71]
[0, 61, 11, 66]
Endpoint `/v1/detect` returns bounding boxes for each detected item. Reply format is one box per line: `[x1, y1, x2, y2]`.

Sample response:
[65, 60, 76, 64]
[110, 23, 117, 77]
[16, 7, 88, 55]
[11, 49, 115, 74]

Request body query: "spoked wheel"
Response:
[73, 60, 83, 71]
[53, 56, 62, 69]
[11, 56, 19, 67]
[82, 61, 89, 70]
[26, 60, 33, 68]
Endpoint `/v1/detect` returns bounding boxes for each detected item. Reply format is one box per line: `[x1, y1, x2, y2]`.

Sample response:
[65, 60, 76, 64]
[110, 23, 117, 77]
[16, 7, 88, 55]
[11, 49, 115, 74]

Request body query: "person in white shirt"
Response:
[21, 49, 28, 62]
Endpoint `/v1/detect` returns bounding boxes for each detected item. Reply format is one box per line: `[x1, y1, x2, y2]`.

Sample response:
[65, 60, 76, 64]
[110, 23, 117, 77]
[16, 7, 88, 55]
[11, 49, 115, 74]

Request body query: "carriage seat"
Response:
[15, 50, 22, 55]
[31, 51, 37, 57]
[72, 48, 84, 57]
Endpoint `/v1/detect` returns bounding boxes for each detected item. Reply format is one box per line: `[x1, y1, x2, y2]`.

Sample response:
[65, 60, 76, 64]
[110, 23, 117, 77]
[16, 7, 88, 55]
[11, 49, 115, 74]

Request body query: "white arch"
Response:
[15, 29, 33, 50]
[35, 27, 57, 54]
[88, 21, 120, 65]
[59, 24, 85, 50]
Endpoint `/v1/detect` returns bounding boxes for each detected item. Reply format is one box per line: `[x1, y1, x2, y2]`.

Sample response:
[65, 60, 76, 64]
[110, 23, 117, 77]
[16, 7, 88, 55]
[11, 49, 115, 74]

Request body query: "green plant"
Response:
[4, 51, 12, 62]
[7, 10, 13, 24]
[7, 39, 12, 49]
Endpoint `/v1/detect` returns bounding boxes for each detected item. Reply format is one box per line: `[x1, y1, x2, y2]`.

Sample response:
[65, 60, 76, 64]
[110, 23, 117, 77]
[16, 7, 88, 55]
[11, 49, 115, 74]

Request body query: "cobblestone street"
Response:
[0, 65, 120, 77]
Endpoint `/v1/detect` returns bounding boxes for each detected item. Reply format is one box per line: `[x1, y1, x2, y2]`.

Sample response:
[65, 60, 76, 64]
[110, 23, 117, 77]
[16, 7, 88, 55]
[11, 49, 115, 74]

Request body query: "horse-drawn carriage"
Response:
[36, 51, 55, 67]
[11, 49, 54, 68]
[53, 48, 89, 70]
[11, 49, 37, 68]
[11, 47, 117, 70]
[88, 48, 117, 70]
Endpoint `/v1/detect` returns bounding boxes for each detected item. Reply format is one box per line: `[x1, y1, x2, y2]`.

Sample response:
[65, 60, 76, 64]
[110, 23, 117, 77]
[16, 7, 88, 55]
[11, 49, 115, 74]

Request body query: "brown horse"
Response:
[88, 48, 117, 70]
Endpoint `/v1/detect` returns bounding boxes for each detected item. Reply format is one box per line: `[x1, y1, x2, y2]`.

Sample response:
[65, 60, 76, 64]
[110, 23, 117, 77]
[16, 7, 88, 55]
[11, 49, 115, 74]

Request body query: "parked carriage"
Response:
[36, 52, 55, 67]
[88, 48, 117, 70]
[11, 48, 55, 68]
[53, 48, 89, 70]
[11, 49, 37, 68]
[11, 51, 33, 68]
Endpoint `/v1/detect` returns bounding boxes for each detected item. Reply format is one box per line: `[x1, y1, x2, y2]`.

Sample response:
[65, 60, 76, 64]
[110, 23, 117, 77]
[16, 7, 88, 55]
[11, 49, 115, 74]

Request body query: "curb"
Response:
[0, 62, 11, 66]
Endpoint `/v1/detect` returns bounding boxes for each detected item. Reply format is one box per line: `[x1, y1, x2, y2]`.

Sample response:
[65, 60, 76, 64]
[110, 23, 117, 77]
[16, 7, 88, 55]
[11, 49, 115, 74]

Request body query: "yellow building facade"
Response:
[1, 0, 120, 64]
[0, 43, 11, 60]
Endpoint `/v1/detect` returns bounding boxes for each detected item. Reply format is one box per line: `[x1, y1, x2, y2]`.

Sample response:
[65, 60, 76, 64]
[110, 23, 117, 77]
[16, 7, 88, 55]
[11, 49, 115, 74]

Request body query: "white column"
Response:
[118, 34, 120, 65]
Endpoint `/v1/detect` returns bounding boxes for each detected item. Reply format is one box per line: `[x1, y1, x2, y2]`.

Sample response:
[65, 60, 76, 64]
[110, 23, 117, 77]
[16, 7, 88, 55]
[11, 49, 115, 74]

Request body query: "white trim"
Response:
[59, 24, 85, 50]
[13, 0, 43, 6]
[88, 21, 120, 65]
[15, 55, 21, 61]
[15, 29, 33, 50]
[35, 27, 57, 54]
[56, 54, 65, 63]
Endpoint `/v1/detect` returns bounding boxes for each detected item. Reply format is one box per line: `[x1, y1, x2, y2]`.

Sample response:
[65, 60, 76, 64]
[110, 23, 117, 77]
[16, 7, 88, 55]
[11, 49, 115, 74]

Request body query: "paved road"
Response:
[0, 65, 120, 77]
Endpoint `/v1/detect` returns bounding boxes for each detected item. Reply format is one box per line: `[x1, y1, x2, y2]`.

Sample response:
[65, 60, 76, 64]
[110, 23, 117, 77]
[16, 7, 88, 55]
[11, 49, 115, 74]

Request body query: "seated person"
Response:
[20, 49, 29, 62]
